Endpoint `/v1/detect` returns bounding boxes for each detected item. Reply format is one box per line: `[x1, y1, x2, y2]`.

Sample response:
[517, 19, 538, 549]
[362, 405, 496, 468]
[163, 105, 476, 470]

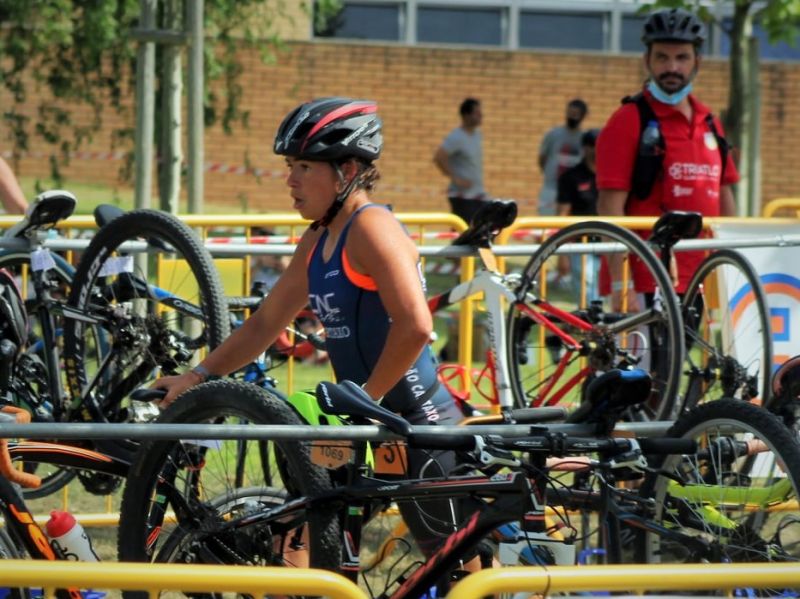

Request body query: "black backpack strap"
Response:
[623, 93, 666, 201]
[704, 113, 730, 181]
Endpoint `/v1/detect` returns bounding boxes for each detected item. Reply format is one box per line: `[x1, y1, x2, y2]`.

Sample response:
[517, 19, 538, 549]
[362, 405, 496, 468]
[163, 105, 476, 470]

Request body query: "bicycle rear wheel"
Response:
[117, 380, 340, 598]
[507, 221, 684, 420]
[63, 210, 230, 423]
[642, 399, 800, 593]
[681, 248, 772, 412]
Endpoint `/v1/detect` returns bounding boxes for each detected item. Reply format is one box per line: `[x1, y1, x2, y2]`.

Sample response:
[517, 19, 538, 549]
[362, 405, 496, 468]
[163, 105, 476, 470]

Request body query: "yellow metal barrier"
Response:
[0, 560, 366, 599]
[763, 197, 800, 218]
[447, 563, 800, 598]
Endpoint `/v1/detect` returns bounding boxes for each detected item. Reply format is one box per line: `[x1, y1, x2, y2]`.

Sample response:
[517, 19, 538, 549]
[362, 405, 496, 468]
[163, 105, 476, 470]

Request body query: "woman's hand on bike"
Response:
[151, 371, 201, 409]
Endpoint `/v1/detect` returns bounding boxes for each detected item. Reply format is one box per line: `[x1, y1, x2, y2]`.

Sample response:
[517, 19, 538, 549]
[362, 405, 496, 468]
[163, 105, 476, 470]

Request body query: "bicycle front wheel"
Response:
[63, 210, 230, 422]
[117, 380, 340, 598]
[507, 221, 684, 420]
[642, 399, 800, 590]
[681, 248, 772, 412]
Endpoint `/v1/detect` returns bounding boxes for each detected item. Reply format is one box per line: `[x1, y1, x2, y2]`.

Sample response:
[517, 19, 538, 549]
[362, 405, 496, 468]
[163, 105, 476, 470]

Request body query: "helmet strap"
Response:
[310, 162, 363, 230]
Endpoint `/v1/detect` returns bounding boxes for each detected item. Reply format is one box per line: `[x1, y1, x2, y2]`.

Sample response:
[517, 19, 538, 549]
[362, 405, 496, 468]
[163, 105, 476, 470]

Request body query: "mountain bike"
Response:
[0, 190, 229, 497]
[116, 371, 800, 598]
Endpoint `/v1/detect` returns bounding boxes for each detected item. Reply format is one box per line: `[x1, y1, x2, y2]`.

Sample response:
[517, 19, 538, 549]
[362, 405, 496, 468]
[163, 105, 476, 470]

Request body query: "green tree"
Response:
[0, 0, 338, 206]
[643, 0, 800, 215]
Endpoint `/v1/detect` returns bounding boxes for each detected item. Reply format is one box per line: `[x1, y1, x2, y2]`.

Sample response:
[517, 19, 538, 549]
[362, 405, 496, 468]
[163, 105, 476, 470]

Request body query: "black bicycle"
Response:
[0, 190, 229, 497]
[117, 373, 800, 598]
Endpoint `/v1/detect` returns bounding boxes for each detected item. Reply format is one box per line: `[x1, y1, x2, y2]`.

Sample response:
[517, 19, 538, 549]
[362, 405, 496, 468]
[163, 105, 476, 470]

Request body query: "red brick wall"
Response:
[7, 41, 800, 215]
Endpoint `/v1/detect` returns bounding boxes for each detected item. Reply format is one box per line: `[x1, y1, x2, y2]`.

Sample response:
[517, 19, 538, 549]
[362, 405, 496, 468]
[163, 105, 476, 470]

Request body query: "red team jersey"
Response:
[596, 89, 740, 293]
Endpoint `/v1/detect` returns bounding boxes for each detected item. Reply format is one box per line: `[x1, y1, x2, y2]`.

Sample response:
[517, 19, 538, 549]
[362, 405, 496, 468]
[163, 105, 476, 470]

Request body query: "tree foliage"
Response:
[0, 0, 337, 188]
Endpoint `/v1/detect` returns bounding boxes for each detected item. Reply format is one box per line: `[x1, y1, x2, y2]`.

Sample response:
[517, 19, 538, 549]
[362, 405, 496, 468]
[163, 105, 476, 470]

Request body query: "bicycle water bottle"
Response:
[45, 510, 100, 561]
[639, 120, 661, 156]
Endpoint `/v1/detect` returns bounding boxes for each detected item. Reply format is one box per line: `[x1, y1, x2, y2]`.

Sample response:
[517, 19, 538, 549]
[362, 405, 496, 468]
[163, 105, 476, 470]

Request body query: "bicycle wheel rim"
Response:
[645, 399, 800, 594]
[506, 221, 684, 420]
[63, 210, 229, 420]
[681, 248, 773, 412]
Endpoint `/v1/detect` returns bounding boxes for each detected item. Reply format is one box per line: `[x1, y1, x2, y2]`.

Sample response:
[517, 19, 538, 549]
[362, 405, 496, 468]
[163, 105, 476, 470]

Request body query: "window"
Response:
[621, 14, 647, 52]
[520, 11, 606, 51]
[417, 6, 503, 46]
[314, 1, 402, 41]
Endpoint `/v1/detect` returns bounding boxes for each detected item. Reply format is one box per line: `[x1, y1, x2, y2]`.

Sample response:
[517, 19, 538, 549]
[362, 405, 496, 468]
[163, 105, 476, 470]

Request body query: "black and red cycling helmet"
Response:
[642, 8, 706, 47]
[274, 97, 382, 162]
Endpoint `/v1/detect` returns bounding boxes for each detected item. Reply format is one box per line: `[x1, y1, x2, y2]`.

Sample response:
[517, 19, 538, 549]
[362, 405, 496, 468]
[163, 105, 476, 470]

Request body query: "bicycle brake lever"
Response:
[473, 436, 521, 468]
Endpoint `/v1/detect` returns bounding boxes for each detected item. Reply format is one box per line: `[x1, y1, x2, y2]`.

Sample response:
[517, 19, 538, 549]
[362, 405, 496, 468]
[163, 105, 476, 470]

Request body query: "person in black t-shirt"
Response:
[557, 128, 599, 218]
[553, 129, 601, 301]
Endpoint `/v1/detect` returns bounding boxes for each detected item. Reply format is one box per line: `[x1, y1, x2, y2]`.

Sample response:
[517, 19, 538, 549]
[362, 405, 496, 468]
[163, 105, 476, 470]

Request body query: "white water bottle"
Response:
[45, 510, 100, 562]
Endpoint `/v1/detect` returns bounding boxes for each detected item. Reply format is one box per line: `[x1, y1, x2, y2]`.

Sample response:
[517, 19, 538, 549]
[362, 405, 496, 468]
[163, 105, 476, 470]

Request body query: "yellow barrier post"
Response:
[763, 197, 800, 218]
[0, 560, 366, 599]
[447, 563, 800, 599]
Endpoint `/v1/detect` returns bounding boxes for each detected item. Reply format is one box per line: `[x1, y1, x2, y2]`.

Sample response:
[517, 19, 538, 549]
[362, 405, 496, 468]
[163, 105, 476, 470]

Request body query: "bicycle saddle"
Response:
[316, 380, 413, 436]
[451, 199, 518, 248]
[4, 190, 76, 239]
[566, 369, 652, 431]
[649, 211, 703, 249]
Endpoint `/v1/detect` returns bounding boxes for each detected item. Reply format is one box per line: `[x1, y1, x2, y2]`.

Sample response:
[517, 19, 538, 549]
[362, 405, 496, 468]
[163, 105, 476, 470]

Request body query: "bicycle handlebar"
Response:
[0, 406, 41, 489]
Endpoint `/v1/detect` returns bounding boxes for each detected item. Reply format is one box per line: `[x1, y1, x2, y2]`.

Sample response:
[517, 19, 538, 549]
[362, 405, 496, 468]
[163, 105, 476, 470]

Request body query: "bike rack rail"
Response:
[0, 560, 366, 599]
[447, 563, 800, 598]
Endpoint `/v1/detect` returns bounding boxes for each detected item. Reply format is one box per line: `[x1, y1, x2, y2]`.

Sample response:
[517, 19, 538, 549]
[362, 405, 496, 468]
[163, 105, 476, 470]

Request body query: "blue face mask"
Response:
[647, 80, 693, 105]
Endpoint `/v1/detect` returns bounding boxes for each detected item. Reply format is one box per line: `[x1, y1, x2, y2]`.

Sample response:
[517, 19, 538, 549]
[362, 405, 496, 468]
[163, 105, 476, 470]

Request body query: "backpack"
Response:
[623, 92, 730, 200]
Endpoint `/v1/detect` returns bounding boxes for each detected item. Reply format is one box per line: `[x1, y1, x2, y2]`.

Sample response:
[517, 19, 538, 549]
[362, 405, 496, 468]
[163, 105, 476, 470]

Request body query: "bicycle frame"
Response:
[429, 267, 661, 413]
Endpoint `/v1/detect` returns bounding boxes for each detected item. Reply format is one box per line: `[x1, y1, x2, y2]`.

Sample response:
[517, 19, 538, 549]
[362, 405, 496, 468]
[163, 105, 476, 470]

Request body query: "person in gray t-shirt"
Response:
[433, 98, 490, 225]
[538, 98, 588, 216]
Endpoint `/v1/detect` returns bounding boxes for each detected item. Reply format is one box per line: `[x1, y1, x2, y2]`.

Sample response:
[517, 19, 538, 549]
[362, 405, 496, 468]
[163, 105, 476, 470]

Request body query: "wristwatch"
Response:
[190, 364, 212, 382]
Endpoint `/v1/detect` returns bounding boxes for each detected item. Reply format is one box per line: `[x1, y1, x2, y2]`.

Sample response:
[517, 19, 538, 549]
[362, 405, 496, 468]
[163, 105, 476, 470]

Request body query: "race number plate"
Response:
[311, 440, 354, 469]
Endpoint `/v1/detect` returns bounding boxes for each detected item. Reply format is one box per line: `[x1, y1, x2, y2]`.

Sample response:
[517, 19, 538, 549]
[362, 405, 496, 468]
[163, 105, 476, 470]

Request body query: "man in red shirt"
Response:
[597, 7, 738, 309]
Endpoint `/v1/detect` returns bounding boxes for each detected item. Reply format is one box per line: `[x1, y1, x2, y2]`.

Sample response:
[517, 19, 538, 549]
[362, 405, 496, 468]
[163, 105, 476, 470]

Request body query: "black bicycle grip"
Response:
[227, 296, 263, 310]
[306, 332, 326, 351]
[638, 437, 698, 455]
[130, 388, 168, 402]
[407, 432, 476, 451]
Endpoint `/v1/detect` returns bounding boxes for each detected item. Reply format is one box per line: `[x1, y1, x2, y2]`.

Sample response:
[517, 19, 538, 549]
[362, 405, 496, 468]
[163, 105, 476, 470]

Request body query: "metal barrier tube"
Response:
[447, 563, 800, 599]
[0, 420, 674, 440]
[0, 560, 365, 599]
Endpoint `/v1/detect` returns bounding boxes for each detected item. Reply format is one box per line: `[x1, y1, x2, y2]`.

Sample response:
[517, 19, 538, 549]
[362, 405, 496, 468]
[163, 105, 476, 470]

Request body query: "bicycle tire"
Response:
[507, 220, 684, 420]
[0, 251, 78, 498]
[117, 380, 340, 598]
[640, 399, 800, 585]
[63, 210, 230, 422]
[681, 248, 773, 412]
